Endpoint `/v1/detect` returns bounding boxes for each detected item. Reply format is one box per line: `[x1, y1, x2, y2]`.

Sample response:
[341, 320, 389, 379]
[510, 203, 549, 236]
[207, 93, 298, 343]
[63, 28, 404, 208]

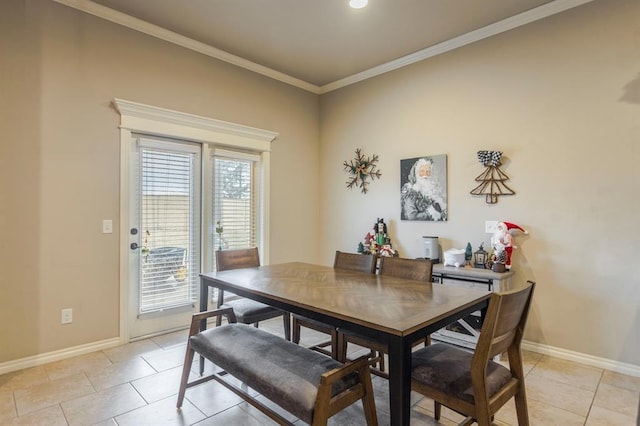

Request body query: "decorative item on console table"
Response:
[443, 248, 466, 268]
[473, 242, 489, 268]
[486, 221, 528, 271]
[422, 236, 440, 263]
[359, 218, 397, 257]
[465, 243, 473, 266]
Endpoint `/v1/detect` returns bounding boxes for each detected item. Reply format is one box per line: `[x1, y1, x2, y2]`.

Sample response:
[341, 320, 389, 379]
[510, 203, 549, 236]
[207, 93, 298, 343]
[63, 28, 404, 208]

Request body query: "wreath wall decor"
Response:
[343, 148, 381, 194]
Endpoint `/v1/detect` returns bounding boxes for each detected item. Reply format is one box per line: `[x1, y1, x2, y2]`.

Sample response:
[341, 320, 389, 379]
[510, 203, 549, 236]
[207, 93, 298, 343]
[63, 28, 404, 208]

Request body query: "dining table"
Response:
[199, 261, 491, 426]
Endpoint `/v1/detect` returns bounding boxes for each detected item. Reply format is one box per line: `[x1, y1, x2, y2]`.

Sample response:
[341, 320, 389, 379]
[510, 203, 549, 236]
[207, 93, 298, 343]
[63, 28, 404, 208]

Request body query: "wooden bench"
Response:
[177, 307, 378, 426]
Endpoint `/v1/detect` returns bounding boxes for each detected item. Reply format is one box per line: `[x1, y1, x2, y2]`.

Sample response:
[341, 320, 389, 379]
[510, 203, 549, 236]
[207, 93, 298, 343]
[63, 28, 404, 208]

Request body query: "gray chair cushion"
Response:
[190, 323, 357, 423]
[220, 299, 283, 324]
[411, 343, 512, 404]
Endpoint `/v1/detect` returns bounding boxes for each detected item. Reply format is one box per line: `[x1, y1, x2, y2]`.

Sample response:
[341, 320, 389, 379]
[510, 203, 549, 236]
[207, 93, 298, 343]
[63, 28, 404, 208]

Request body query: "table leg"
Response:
[387, 336, 412, 426]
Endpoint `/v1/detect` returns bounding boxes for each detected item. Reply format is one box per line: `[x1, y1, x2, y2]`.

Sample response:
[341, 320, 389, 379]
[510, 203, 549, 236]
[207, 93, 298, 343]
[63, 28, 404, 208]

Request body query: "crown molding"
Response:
[54, 0, 595, 95]
[320, 0, 596, 93]
[53, 0, 321, 94]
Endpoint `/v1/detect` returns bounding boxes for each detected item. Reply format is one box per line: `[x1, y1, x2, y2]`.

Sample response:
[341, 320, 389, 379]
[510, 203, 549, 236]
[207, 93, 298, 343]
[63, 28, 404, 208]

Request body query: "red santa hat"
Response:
[501, 221, 528, 234]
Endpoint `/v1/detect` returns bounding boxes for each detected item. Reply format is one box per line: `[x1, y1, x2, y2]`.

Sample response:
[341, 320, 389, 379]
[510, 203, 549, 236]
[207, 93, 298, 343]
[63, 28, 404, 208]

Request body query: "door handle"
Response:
[130, 242, 139, 250]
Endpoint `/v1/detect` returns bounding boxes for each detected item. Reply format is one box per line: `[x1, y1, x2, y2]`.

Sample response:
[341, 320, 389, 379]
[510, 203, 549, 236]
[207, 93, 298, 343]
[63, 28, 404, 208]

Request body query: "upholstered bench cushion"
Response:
[190, 323, 357, 423]
[219, 299, 283, 324]
[411, 343, 512, 404]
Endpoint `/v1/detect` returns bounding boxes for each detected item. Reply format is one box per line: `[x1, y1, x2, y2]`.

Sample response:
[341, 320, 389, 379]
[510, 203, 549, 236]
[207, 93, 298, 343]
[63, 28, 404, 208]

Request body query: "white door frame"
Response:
[113, 98, 277, 344]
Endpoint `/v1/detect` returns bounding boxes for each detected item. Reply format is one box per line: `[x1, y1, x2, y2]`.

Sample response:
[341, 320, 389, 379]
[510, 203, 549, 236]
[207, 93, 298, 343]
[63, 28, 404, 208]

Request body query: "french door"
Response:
[128, 137, 201, 339]
[115, 98, 276, 343]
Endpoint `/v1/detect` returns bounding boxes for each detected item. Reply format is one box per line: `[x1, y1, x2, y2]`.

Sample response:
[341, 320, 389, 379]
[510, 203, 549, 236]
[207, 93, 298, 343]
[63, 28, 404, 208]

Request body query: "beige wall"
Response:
[319, 0, 639, 366]
[0, 0, 320, 362]
[1, 0, 638, 371]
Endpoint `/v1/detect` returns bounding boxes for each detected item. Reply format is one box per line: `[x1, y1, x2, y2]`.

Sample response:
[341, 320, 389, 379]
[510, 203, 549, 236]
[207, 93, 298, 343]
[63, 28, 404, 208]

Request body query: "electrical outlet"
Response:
[485, 220, 499, 234]
[61, 308, 73, 324]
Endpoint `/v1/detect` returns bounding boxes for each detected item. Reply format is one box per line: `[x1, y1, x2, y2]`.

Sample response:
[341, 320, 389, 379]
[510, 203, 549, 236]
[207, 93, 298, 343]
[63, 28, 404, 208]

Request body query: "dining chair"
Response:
[411, 281, 535, 426]
[291, 251, 377, 358]
[215, 247, 291, 340]
[337, 256, 433, 377]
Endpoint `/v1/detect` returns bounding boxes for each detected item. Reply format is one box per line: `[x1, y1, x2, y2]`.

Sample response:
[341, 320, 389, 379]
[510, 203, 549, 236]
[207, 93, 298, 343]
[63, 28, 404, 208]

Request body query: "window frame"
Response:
[113, 98, 277, 343]
[211, 149, 262, 257]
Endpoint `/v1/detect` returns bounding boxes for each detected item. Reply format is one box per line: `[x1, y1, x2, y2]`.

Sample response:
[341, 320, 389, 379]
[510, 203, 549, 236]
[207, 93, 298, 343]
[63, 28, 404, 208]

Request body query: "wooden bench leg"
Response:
[313, 357, 378, 426]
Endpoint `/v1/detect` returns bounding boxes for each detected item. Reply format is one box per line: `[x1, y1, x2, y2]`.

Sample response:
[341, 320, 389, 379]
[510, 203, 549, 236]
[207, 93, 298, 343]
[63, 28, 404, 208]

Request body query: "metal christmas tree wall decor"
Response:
[470, 150, 515, 204]
[343, 148, 381, 194]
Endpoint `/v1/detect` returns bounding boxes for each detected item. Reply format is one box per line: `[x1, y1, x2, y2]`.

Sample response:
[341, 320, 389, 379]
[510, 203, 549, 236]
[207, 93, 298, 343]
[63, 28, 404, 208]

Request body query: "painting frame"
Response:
[400, 154, 448, 221]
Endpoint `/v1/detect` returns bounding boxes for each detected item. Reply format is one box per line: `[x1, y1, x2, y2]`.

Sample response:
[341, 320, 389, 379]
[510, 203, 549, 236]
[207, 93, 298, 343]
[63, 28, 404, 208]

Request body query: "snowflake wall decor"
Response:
[343, 148, 381, 194]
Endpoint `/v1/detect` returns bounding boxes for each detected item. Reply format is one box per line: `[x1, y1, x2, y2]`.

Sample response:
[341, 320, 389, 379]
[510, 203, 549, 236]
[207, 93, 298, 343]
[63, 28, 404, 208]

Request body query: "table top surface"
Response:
[201, 262, 490, 337]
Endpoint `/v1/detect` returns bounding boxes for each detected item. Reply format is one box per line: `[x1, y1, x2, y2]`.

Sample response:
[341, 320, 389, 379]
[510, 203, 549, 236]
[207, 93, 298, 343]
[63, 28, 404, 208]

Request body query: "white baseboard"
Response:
[0, 337, 122, 375]
[522, 340, 640, 378]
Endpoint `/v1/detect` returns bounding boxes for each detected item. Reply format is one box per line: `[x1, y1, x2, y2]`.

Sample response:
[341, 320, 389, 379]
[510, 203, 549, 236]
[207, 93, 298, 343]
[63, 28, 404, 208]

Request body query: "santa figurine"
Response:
[490, 221, 528, 270]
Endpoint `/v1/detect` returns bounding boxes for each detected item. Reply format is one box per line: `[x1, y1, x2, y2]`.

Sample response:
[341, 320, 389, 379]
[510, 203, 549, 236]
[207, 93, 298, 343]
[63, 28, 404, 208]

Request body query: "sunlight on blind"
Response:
[212, 153, 257, 268]
[139, 148, 199, 314]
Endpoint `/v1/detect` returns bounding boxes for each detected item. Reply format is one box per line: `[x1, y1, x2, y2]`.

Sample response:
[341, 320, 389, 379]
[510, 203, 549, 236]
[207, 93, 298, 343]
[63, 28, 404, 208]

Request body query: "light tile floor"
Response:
[1, 318, 638, 425]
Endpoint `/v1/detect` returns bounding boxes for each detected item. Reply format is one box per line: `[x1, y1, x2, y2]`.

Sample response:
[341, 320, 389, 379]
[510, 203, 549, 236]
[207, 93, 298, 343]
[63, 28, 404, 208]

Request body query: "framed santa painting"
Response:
[400, 154, 448, 221]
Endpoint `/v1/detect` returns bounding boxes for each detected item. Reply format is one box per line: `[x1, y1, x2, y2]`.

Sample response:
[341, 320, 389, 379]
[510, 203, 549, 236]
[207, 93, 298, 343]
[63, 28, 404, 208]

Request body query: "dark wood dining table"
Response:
[199, 262, 490, 426]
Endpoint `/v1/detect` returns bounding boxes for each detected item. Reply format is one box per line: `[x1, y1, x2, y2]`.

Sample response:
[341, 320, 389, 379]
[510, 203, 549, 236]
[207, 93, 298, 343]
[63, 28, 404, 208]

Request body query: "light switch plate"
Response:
[485, 220, 498, 233]
[61, 308, 73, 324]
[102, 220, 113, 234]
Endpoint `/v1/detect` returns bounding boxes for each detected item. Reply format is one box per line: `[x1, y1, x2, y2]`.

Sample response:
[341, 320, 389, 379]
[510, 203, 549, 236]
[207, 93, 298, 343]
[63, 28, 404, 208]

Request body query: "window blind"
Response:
[139, 145, 200, 313]
[212, 150, 259, 269]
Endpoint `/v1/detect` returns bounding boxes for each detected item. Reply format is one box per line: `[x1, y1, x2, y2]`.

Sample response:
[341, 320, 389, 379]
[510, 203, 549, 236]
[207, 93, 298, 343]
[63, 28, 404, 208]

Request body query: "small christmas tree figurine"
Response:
[465, 242, 473, 265]
[470, 151, 515, 204]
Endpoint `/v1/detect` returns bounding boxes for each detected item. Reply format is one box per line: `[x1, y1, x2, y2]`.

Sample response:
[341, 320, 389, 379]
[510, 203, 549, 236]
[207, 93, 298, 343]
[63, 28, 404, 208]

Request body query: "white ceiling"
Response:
[56, 0, 594, 93]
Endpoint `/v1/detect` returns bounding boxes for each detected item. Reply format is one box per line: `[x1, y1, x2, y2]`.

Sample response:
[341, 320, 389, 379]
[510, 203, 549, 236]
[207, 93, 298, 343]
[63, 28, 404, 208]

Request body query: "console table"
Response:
[431, 264, 516, 349]
[432, 264, 515, 292]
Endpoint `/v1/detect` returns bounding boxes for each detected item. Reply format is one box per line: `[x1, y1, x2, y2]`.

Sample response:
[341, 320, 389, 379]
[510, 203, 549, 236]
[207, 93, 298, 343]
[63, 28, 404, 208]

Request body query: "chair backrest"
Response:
[216, 247, 260, 272]
[473, 280, 535, 364]
[333, 251, 376, 274]
[379, 257, 433, 282]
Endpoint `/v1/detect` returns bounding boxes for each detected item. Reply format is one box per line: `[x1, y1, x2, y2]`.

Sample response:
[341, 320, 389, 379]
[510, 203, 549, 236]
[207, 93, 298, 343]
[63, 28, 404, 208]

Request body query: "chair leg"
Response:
[198, 354, 204, 376]
[336, 332, 348, 362]
[292, 317, 301, 344]
[514, 388, 530, 426]
[377, 351, 385, 372]
[474, 410, 492, 426]
[434, 401, 441, 420]
[330, 329, 339, 360]
[177, 345, 195, 408]
[283, 313, 291, 341]
[358, 365, 379, 426]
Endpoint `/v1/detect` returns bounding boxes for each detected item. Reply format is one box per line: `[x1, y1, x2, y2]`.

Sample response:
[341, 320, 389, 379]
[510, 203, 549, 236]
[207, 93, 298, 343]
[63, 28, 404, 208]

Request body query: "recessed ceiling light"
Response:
[349, 0, 368, 9]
